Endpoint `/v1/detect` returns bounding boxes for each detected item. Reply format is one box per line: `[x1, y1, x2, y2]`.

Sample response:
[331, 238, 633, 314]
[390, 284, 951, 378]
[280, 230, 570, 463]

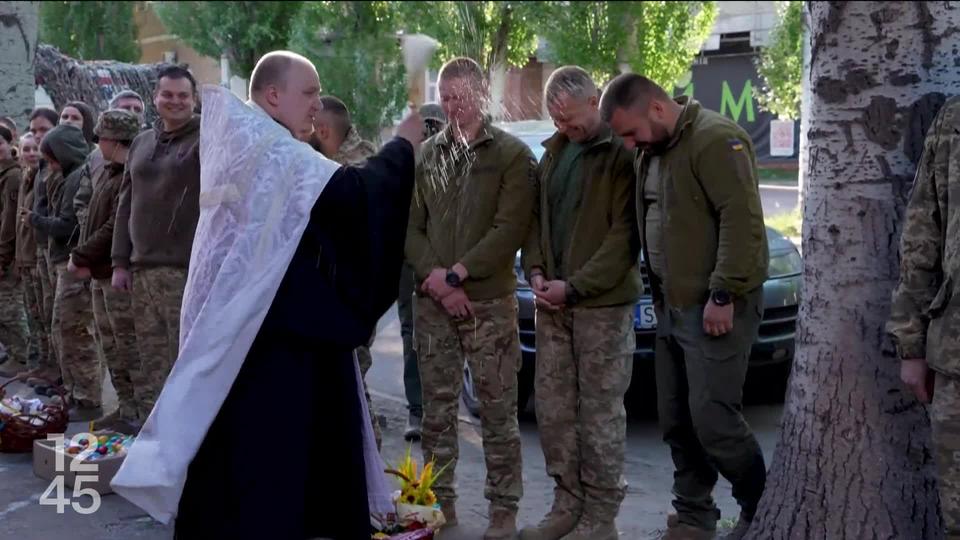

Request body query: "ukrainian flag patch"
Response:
[729, 138, 744, 151]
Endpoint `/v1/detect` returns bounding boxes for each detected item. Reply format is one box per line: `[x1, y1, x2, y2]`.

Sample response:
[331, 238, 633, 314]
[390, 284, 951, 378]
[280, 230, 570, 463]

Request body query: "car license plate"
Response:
[635, 302, 657, 330]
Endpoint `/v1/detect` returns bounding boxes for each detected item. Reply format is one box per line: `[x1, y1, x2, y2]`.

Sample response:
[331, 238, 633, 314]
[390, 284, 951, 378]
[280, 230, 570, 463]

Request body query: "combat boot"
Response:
[519, 506, 579, 539]
[558, 514, 617, 540]
[440, 499, 458, 527]
[404, 413, 422, 441]
[484, 505, 518, 540]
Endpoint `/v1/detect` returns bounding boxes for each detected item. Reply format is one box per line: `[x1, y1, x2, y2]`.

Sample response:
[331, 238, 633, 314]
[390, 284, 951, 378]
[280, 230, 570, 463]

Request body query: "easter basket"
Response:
[0, 376, 70, 453]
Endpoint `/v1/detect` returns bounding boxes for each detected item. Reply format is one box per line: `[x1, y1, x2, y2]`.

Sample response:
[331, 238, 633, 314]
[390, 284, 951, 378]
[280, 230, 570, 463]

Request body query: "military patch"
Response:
[729, 138, 744, 151]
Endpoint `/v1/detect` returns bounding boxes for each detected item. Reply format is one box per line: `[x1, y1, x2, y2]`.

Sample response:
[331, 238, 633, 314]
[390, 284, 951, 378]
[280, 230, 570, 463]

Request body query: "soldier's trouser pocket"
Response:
[931, 373, 960, 536]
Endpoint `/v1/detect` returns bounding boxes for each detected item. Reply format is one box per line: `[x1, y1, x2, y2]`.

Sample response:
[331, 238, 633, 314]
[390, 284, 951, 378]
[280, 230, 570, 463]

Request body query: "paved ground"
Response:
[0, 304, 785, 539]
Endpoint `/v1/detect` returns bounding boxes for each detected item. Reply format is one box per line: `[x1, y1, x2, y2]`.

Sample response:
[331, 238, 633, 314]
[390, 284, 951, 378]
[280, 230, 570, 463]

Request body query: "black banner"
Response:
[675, 53, 800, 164]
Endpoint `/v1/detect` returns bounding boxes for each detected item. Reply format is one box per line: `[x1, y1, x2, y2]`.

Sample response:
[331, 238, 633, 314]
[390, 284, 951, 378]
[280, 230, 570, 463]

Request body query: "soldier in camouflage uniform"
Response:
[14, 133, 51, 380]
[888, 96, 960, 540]
[406, 57, 536, 540]
[520, 67, 642, 540]
[602, 74, 769, 540]
[311, 94, 383, 447]
[0, 124, 29, 377]
[27, 124, 103, 421]
[112, 66, 201, 422]
[71, 110, 143, 433]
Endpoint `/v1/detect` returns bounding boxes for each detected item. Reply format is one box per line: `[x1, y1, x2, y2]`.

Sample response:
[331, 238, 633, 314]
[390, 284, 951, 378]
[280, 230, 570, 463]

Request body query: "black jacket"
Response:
[259, 137, 415, 349]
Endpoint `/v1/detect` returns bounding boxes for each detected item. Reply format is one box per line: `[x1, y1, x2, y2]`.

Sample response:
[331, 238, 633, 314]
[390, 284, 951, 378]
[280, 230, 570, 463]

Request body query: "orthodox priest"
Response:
[111, 51, 422, 539]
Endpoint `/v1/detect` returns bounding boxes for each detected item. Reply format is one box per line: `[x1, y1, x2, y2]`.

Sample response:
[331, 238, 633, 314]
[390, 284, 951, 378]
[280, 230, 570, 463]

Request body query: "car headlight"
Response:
[768, 249, 802, 278]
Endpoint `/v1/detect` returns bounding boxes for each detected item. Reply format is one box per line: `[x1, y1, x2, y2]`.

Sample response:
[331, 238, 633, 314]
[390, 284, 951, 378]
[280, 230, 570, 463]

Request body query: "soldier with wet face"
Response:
[405, 56, 536, 539]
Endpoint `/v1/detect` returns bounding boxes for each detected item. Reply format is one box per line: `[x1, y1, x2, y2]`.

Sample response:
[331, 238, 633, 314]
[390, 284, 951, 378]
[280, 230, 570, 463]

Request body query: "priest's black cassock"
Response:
[173, 136, 415, 540]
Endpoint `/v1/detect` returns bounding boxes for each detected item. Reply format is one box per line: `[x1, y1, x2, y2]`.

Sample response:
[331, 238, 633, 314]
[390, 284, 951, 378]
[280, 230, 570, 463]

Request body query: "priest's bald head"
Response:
[249, 51, 322, 139]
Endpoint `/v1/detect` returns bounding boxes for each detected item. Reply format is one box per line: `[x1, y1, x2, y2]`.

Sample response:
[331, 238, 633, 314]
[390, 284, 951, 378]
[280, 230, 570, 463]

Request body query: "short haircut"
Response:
[0, 125, 11, 144]
[599, 73, 671, 122]
[544, 66, 598, 107]
[109, 89, 144, 108]
[156, 64, 198, 95]
[438, 57, 486, 85]
[319, 95, 351, 137]
[63, 101, 96, 144]
[29, 107, 59, 127]
[249, 50, 313, 94]
[0, 116, 16, 132]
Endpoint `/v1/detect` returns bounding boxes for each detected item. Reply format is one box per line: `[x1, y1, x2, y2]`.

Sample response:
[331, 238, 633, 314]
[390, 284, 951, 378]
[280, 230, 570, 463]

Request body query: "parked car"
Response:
[461, 122, 802, 417]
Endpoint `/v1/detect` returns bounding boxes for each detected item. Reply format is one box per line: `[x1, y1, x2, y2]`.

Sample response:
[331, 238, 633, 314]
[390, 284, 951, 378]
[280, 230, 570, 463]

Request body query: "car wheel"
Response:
[462, 363, 535, 418]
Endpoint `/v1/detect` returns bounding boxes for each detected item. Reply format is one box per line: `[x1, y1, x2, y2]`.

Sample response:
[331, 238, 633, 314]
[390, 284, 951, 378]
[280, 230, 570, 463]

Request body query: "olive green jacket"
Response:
[522, 125, 642, 307]
[637, 97, 768, 308]
[887, 97, 960, 374]
[406, 120, 537, 301]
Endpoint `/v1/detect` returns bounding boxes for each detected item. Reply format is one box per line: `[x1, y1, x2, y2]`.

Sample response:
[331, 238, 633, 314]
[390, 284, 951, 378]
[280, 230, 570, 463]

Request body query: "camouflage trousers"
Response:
[131, 266, 186, 420]
[20, 267, 51, 370]
[535, 303, 635, 522]
[656, 288, 766, 530]
[415, 294, 523, 510]
[0, 269, 29, 365]
[37, 248, 57, 367]
[354, 331, 381, 449]
[931, 372, 960, 539]
[52, 263, 101, 407]
[92, 278, 142, 421]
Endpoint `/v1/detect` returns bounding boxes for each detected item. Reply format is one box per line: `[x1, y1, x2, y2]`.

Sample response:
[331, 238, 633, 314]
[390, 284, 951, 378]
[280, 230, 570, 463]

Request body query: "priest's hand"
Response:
[112, 267, 132, 292]
[395, 106, 425, 149]
[422, 268, 455, 301]
[442, 288, 474, 320]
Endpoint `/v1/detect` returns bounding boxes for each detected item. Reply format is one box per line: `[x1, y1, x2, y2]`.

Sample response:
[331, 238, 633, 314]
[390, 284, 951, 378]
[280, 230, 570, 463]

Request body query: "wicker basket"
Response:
[0, 376, 70, 453]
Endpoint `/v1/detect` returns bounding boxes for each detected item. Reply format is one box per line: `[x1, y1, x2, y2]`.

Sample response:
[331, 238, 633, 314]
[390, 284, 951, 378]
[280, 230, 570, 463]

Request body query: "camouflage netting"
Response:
[34, 44, 163, 124]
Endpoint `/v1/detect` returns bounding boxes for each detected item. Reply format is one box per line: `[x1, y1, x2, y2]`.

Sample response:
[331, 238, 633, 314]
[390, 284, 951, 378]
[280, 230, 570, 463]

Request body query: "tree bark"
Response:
[0, 1, 39, 130]
[746, 2, 960, 538]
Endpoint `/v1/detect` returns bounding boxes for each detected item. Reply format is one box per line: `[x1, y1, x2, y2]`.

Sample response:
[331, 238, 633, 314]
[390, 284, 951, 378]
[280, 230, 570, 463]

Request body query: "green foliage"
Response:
[755, 1, 803, 120]
[289, 1, 408, 140]
[398, 2, 540, 72]
[155, 1, 304, 79]
[534, 1, 717, 88]
[765, 207, 801, 238]
[39, 1, 139, 62]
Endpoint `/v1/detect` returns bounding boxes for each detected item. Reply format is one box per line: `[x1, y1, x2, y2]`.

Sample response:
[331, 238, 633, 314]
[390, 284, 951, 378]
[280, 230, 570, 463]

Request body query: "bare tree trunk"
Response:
[745, 2, 960, 538]
[0, 1, 39, 130]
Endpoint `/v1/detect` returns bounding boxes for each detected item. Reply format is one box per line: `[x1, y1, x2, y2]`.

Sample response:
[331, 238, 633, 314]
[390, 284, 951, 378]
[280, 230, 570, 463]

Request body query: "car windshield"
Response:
[519, 135, 546, 161]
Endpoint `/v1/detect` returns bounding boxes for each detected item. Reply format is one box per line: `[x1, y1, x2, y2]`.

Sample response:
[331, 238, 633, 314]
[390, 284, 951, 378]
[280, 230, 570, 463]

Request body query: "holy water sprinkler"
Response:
[400, 33, 440, 108]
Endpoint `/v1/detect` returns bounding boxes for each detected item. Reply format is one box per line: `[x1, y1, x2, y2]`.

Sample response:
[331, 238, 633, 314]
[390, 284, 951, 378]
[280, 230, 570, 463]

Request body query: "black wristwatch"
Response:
[446, 270, 463, 288]
[710, 289, 732, 306]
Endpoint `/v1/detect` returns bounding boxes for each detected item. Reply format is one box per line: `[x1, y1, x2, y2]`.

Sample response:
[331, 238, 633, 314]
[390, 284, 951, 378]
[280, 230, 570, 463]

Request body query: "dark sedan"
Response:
[463, 229, 802, 416]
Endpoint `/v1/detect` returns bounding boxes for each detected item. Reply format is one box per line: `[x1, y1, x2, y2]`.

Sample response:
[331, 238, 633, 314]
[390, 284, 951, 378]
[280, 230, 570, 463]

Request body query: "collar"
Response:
[665, 96, 700, 151]
[436, 116, 494, 150]
[542, 122, 613, 155]
[245, 99, 296, 138]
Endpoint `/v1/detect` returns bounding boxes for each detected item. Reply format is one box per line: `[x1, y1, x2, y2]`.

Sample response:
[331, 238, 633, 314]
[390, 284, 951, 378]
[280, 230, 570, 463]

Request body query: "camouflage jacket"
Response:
[332, 126, 377, 166]
[887, 96, 960, 373]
